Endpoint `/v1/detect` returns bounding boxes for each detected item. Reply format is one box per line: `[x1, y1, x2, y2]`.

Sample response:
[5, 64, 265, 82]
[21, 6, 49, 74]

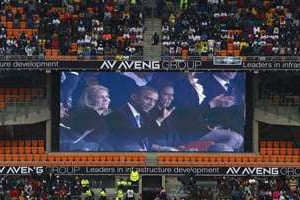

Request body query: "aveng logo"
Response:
[0, 167, 43, 174]
[226, 167, 279, 175]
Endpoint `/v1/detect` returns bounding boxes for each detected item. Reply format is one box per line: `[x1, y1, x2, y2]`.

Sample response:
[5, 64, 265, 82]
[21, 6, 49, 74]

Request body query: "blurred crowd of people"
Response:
[0, 173, 83, 199]
[1, 0, 299, 59]
[1, 174, 300, 200]
[217, 175, 300, 200]
[161, 0, 299, 58]
[0, 0, 143, 58]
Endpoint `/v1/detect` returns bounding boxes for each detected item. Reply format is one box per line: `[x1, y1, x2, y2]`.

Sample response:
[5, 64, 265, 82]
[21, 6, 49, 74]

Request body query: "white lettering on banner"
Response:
[51, 167, 81, 174]
[280, 168, 300, 175]
[226, 167, 279, 175]
[99, 61, 161, 70]
[99, 61, 117, 70]
[7, 167, 20, 174]
[0, 167, 44, 174]
[0, 167, 5, 173]
[161, 60, 202, 70]
[86, 167, 116, 174]
[226, 167, 241, 174]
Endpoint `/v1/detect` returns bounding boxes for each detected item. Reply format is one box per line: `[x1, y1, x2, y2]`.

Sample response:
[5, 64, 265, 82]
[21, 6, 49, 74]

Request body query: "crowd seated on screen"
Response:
[0, 0, 143, 59]
[161, 0, 299, 59]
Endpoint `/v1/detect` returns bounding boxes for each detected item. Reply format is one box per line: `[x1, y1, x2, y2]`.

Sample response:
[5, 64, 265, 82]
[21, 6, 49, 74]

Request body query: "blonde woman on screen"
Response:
[66, 85, 113, 151]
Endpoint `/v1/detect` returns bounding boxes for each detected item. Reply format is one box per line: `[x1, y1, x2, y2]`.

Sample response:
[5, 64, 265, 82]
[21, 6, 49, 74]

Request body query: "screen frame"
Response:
[52, 71, 253, 153]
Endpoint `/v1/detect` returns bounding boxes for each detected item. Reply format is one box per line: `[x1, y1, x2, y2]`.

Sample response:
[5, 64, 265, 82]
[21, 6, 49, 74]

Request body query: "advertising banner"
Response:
[0, 60, 299, 70]
[1, 166, 300, 176]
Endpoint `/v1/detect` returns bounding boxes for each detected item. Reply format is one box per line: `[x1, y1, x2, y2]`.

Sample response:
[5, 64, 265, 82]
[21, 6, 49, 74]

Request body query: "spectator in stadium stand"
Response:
[66, 85, 113, 151]
[81, 177, 90, 193]
[10, 185, 20, 199]
[116, 188, 125, 200]
[0, 185, 4, 200]
[117, 178, 128, 192]
[159, 187, 167, 200]
[125, 186, 135, 200]
[161, 0, 299, 58]
[85, 188, 95, 199]
[152, 32, 160, 46]
[108, 86, 175, 151]
[0, 0, 144, 58]
[129, 168, 140, 193]
[99, 187, 108, 200]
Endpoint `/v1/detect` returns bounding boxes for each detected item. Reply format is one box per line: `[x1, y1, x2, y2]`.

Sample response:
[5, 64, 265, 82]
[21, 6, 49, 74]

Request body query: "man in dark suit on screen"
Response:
[200, 72, 245, 133]
[194, 72, 245, 151]
[108, 86, 175, 151]
[172, 72, 244, 152]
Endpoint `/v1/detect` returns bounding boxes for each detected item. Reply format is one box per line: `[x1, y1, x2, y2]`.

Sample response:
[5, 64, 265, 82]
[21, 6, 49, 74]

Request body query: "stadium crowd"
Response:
[0, 173, 300, 200]
[0, 0, 143, 59]
[161, 0, 299, 58]
[1, 0, 299, 59]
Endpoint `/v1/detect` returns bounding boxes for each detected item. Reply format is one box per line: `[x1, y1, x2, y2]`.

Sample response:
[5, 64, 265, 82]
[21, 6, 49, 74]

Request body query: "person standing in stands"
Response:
[159, 187, 167, 200]
[99, 188, 107, 200]
[81, 177, 89, 193]
[125, 186, 135, 200]
[116, 188, 124, 200]
[152, 32, 160, 46]
[130, 168, 140, 193]
[85, 188, 94, 200]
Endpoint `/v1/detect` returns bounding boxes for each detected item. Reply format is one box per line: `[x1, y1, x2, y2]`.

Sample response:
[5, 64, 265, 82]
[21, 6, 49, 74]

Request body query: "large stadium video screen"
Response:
[59, 72, 246, 152]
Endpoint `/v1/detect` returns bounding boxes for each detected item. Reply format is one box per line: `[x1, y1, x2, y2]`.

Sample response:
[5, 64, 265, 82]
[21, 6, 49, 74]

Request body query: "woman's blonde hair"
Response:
[79, 85, 110, 111]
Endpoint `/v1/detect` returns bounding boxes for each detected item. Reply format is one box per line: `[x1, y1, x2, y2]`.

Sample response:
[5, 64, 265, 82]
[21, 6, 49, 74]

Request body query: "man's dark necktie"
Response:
[225, 82, 234, 96]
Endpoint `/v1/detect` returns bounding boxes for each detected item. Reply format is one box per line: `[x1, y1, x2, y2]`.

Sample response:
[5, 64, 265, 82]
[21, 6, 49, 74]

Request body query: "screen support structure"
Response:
[46, 74, 52, 152]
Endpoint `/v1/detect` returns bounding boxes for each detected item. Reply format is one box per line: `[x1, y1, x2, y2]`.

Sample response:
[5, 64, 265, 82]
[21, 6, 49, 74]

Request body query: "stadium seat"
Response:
[286, 148, 293, 155]
[4, 140, 11, 147]
[279, 148, 286, 155]
[266, 141, 273, 148]
[6, 21, 13, 29]
[18, 140, 25, 147]
[38, 140, 45, 147]
[293, 148, 300, 155]
[31, 140, 38, 147]
[19, 154, 26, 162]
[286, 142, 293, 148]
[272, 148, 279, 155]
[25, 140, 31, 147]
[26, 154, 34, 162]
[17, 147, 25, 154]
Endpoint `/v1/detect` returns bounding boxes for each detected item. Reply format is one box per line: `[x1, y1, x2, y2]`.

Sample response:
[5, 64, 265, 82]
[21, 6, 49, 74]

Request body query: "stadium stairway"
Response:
[143, 18, 162, 60]
[0, 99, 50, 125]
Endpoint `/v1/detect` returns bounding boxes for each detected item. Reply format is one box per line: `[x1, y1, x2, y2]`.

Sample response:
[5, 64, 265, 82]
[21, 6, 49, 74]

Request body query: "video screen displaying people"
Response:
[59, 72, 246, 152]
